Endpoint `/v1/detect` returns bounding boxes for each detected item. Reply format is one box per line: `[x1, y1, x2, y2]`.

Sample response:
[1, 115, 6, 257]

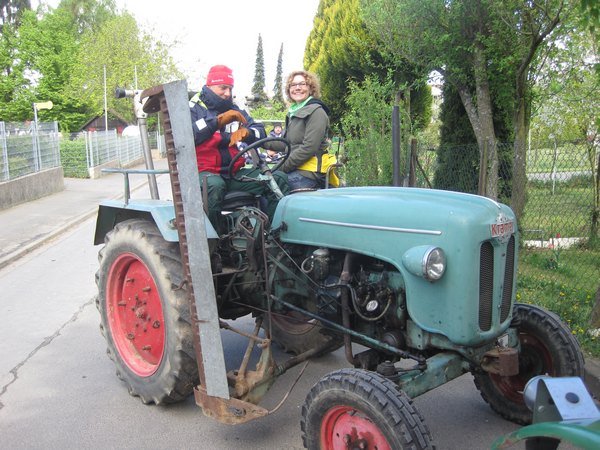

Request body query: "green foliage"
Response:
[0, 0, 180, 131]
[341, 76, 395, 186]
[0, 21, 31, 121]
[68, 12, 181, 130]
[305, 0, 430, 126]
[531, 25, 598, 145]
[361, 0, 574, 205]
[251, 34, 267, 105]
[60, 137, 88, 177]
[518, 248, 600, 356]
[580, 0, 600, 35]
[248, 105, 286, 123]
[58, 0, 116, 33]
[272, 43, 285, 106]
[17, 8, 92, 129]
[409, 83, 433, 132]
[434, 82, 478, 192]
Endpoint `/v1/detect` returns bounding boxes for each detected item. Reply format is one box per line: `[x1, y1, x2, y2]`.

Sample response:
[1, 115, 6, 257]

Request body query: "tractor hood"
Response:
[272, 187, 518, 346]
[272, 187, 513, 252]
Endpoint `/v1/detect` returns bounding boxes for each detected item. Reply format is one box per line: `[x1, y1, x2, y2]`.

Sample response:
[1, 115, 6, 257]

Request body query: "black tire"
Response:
[267, 253, 342, 355]
[473, 303, 585, 424]
[96, 219, 198, 404]
[301, 368, 435, 450]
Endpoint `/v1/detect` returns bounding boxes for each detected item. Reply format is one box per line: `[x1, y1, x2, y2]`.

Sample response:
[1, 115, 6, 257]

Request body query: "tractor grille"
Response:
[479, 236, 516, 331]
[500, 235, 515, 322]
[479, 242, 494, 331]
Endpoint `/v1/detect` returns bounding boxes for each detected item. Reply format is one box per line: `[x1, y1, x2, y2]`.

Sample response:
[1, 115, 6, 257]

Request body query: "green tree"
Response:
[580, 0, 600, 34]
[57, 0, 116, 32]
[272, 42, 285, 109]
[341, 75, 395, 186]
[531, 23, 599, 237]
[305, 0, 390, 122]
[0, 0, 119, 126]
[305, 0, 431, 140]
[0, 23, 27, 120]
[2, 1, 180, 130]
[17, 7, 91, 129]
[67, 12, 180, 129]
[433, 83, 479, 193]
[250, 33, 267, 105]
[361, 0, 573, 216]
[0, 0, 30, 120]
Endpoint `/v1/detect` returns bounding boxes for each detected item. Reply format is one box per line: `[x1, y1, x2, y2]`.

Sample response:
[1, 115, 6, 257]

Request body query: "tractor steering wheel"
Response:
[228, 136, 291, 182]
[227, 137, 291, 200]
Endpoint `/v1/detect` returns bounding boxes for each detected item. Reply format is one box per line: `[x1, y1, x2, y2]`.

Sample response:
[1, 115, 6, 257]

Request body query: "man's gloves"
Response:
[229, 128, 251, 146]
[217, 110, 247, 128]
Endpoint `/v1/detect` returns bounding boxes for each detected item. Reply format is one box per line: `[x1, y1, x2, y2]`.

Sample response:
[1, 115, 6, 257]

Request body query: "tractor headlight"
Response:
[402, 245, 446, 282]
[423, 247, 446, 281]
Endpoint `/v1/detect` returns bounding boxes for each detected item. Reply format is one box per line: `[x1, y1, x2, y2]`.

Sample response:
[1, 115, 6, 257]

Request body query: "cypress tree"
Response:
[273, 43, 285, 108]
[251, 33, 267, 105]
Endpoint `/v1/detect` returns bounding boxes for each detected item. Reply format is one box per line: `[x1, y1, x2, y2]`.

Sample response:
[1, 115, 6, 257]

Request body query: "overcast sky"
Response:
[37, 0, 321, 100]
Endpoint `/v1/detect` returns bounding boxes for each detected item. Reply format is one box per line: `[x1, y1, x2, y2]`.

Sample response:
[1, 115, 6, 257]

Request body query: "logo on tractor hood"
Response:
[491, 214, 514, 243]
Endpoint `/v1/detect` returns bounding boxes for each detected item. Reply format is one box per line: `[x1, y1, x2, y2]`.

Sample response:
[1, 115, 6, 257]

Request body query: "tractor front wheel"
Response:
[473, 303, 584, 424]
[301, 368, 434, 450]
[96, 219, 198, 404]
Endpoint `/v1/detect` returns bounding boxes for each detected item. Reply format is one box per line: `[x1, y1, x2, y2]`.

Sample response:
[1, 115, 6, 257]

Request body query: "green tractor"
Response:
[94, 81, 584, 449]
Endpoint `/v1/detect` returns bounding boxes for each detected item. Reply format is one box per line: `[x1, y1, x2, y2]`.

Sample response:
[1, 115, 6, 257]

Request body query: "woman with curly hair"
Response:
[264, 70, 336, 191]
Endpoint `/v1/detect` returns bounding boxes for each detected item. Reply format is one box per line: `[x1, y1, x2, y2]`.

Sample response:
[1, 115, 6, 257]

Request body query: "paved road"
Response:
[0, 216, 520, 449]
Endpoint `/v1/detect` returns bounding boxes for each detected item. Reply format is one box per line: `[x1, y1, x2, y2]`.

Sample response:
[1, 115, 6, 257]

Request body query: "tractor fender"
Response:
[93, 199, 218, 245]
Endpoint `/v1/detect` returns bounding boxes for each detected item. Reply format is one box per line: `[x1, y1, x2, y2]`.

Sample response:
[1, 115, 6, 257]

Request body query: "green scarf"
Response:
[288, 96, 313, 118]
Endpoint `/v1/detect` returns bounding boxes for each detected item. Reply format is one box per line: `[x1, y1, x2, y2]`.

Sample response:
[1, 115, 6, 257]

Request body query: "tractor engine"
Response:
[278, 246, 408, 352]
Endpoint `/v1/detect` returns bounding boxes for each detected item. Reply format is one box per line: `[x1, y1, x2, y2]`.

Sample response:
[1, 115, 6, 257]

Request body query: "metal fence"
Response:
[0, 121, 166, 181]
[83, 130, 148, 168]
[61, 129, 165, 178]
[0, 121, 61, 182]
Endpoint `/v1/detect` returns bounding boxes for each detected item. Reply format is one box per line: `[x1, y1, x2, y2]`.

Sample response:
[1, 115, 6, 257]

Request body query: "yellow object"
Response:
[34, 101, 53, 110]
[298, 153, 340, 187]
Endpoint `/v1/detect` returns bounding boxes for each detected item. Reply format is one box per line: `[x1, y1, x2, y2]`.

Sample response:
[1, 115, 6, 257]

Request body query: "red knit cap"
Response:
[206, 65, 234, 86]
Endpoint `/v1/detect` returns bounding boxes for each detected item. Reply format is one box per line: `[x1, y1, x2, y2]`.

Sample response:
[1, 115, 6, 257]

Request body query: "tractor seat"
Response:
[222, 191, 259, 210]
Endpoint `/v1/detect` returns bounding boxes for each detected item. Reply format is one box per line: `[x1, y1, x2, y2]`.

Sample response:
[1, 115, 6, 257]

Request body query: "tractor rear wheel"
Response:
[267, 309, 341, 355]
[301, 368, 434, 450]
[473, 303, 584, 424]
[267, 253, 342, 355]
[96, 219, 198, 404]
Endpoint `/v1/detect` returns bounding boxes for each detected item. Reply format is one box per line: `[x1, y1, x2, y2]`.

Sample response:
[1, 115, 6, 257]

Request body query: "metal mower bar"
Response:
[141, 81, 267, 423]
[139, 80, 326, 425]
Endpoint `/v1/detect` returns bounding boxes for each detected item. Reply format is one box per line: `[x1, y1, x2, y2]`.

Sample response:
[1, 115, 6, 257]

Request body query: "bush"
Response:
[341, 76, 396, 186]
[60, 138, 88, 178]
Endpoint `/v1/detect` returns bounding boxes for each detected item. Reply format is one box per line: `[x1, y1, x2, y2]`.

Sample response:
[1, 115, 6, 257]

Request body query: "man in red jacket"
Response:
[190, 65, 288, 233]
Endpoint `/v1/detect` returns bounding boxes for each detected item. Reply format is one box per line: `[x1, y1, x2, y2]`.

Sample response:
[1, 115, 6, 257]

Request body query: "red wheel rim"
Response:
[489, 331, 554, 404]
[320, 405, 392, 450]
[106, 253, 165, 377]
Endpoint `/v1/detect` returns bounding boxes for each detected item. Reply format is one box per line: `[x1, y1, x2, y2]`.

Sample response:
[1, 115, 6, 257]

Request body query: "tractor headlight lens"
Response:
[423, 247, 446, 281]
[402, 245, 447, 282]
